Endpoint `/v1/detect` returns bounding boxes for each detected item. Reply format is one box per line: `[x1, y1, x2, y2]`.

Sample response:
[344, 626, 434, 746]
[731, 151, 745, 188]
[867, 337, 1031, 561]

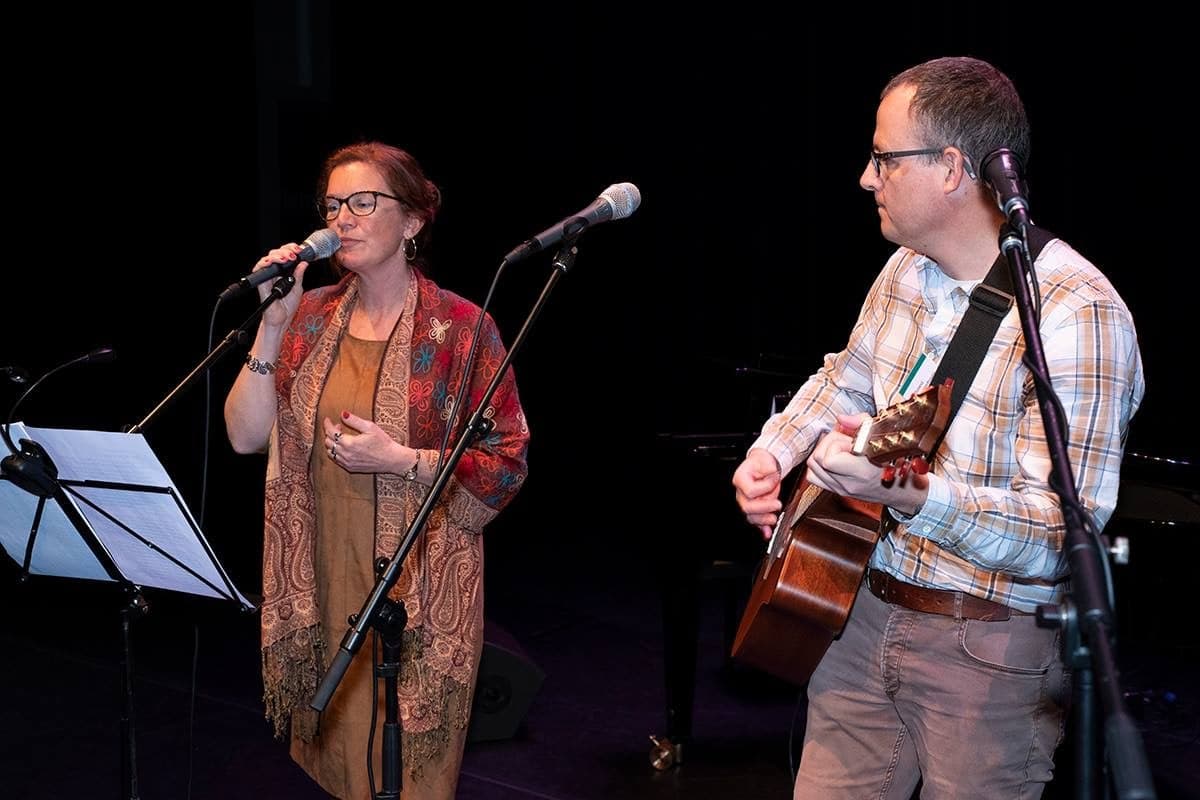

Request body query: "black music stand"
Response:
[0, 421, 254, 800]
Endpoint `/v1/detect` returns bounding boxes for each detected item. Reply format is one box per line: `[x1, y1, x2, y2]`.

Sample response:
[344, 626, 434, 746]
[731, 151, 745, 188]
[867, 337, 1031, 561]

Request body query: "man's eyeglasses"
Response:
[868, 147, 978, 180]
[869, 148, 946, 178]
[318, 190, 402, 221]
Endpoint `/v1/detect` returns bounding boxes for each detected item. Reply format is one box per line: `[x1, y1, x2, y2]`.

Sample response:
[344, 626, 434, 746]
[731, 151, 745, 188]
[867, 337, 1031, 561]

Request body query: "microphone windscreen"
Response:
[300, 229, 342, 260]
[599, 183, 641, 219]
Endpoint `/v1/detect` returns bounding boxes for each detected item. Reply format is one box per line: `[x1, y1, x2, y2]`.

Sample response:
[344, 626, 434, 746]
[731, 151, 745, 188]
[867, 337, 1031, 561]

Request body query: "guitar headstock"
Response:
[851, 380, 953, 477]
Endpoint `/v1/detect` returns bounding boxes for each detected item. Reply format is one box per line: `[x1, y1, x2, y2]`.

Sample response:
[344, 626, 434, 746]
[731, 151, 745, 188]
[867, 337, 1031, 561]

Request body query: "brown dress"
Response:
[290, 334, 473, 799]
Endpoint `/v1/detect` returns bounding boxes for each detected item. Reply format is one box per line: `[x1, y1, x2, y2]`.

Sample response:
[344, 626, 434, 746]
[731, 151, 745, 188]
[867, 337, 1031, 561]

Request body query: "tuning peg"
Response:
[911, 456, 929, 475]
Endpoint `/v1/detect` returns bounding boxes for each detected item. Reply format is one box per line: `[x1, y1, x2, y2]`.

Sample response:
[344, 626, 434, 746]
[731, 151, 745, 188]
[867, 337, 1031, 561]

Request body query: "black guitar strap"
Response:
[924, 225, 1053, 458]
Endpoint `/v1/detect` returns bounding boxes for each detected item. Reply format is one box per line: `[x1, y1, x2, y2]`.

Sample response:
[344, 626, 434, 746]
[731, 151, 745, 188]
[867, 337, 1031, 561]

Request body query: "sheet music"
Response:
[70, 486, 247, 603]
[0, 476, 110, 580]
[1, 422, 253, 608]
[19, 424, 176, 487]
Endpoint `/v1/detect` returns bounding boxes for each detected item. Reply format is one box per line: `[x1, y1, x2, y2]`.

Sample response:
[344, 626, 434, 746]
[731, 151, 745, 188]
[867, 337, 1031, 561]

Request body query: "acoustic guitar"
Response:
[731, 380, 952, 686]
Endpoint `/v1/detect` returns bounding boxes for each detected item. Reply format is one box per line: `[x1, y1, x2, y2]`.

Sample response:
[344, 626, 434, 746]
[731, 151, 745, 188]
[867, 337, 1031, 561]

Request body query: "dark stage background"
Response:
[2, 5, 1196, 799]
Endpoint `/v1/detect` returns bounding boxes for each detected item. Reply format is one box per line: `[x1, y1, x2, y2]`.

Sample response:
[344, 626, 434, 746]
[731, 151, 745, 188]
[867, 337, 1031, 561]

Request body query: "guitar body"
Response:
[731, 480, 880, 685]
[731, 380, 952, 686]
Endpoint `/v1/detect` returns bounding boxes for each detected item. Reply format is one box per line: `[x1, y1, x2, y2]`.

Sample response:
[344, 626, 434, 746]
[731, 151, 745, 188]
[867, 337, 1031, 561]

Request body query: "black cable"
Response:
[788, 689, 805, 782]
[186, 623, 200, 800]
[368, 631, 380, 798]
[178, 303, 224, 800]
[199, 301, 221, 529]
[431, 260, 510, 483]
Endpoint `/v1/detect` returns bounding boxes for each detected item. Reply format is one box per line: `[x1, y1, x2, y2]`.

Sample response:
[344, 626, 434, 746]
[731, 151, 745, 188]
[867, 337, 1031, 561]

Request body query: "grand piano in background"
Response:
[650, 355, 805, 769]
[1103, 451, 1199, 650]
[649, 356, 1199, 770]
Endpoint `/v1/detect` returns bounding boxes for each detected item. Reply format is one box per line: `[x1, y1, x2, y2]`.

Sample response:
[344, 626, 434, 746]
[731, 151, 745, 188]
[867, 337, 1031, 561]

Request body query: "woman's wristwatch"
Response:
[400, 450, 419, 481]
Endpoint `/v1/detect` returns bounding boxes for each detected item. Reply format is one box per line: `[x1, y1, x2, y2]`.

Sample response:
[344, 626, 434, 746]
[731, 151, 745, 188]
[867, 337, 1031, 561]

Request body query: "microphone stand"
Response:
[117, 277, 294, 786]
[999, 225, 1156, 800]
[311, 240, 581, 798]
[128, 276, 296, 433]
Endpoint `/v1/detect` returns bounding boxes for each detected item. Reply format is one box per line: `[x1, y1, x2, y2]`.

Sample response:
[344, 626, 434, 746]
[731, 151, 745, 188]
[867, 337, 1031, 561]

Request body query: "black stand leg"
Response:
[1043, 598, 1100, 799]
[119, 593, 149, 800]
[373, 557, 408, 800]
[1075, 660, 1097, 799]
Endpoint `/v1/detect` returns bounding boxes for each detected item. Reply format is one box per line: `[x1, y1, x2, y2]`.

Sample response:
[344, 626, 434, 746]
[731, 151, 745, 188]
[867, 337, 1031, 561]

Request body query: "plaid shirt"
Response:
[754, 239, 1144, 611]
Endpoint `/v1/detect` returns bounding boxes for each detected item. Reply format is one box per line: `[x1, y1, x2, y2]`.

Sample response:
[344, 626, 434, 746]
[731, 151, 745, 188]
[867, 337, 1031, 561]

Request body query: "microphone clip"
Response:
[268, 274, 296, 301]
[551, 243, 580, 274]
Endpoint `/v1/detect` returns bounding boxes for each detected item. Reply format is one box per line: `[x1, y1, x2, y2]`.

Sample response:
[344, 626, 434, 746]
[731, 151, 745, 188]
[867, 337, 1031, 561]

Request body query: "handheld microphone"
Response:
[219, 229, 342, 302]
[980, 148, 1032, 232]
[504, 182, 641, 264]
[1, 347, 115, 497]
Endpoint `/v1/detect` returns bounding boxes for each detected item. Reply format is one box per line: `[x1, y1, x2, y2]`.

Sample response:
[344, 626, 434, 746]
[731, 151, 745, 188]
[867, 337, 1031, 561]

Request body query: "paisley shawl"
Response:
[258, 271, 528, 762]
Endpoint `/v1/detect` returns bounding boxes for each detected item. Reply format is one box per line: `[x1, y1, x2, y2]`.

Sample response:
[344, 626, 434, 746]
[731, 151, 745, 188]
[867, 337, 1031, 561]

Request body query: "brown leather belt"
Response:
[866, 568, 1024, 622]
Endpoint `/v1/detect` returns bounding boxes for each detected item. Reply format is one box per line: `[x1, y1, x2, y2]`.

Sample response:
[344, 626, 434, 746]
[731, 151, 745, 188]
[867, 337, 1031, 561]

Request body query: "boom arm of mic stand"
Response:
[1000, 227, 1157, 800]
[312, 241, 578, 712]
[128, 276, 295, 434]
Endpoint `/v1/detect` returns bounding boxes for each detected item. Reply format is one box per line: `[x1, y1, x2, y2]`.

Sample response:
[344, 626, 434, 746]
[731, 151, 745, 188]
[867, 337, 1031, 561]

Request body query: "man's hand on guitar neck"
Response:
[807, 413, 929, 515]
[732, 448, 784, 540]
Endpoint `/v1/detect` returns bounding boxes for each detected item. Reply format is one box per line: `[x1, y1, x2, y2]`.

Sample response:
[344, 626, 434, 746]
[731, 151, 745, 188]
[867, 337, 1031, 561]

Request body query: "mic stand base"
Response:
[373, 557, 407, 800]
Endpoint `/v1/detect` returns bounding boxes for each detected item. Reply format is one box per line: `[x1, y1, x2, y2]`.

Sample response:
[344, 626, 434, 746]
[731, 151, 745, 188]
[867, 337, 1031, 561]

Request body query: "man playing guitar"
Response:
[732, 57, 1144, 799]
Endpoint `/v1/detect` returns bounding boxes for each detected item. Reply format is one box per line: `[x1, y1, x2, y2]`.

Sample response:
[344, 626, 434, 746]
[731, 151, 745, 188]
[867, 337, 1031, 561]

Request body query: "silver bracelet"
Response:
[245, 353, 276, 374]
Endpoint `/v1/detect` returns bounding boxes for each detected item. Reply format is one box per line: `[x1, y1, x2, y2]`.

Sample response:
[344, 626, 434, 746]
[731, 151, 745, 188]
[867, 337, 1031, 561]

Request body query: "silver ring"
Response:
[329, 445, 337, 459]
[333, 431, 342, 442]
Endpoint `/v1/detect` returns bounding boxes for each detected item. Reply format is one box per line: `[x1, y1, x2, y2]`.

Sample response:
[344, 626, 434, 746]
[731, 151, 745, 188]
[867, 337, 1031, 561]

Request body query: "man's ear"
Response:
[942, 146, 977, 191]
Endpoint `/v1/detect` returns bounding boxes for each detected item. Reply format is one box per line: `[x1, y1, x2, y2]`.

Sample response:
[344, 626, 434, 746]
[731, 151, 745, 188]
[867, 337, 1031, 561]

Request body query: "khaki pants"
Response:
[794, 582, 1069, 799]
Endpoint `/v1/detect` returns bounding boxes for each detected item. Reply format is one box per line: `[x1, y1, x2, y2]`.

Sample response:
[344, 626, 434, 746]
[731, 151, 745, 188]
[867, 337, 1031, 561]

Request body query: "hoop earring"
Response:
[403, 237, 419, 261]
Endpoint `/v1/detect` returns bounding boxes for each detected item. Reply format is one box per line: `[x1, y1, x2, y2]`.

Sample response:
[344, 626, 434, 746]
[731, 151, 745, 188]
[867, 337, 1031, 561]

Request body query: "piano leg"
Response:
[662, 546, 700, 767]
[649, 432, 764, 769]
[652, 541, 698, 769]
